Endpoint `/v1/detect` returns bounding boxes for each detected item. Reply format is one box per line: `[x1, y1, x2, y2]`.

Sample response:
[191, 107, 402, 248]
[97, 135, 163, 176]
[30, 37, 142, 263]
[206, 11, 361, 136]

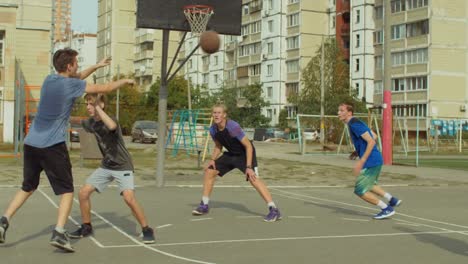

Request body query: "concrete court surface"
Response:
[1, 184, 468, 264]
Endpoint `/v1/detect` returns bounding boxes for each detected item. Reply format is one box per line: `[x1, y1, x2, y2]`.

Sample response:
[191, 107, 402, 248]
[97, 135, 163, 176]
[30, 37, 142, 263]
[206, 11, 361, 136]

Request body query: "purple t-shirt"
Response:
[24, 74, 86, 148]
[209, 120, 247, 155]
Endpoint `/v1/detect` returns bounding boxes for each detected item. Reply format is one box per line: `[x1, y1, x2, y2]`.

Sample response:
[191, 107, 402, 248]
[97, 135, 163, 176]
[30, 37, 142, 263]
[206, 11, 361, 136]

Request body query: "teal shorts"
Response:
[354, 165, 382, 196]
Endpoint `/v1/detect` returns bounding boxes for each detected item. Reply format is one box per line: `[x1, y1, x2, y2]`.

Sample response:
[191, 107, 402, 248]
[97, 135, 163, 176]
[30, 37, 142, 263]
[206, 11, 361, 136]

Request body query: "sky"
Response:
[71, 0, 98, 33]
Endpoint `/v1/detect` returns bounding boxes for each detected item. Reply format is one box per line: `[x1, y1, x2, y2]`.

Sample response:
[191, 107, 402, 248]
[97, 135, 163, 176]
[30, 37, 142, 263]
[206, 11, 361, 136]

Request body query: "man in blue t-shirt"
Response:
[192, 103, 281, 222]
[0, 48, 134, 252]
[338, 102, 402, 219]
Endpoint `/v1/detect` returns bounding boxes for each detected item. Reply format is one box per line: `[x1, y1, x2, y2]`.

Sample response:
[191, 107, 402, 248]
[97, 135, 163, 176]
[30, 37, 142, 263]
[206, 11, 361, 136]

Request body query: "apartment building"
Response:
[0, 1, 52, 143]
[96, 0, 135, 83]
[373, 0, 468, 131]
[53, 0, 72, 42]
[182, 0, 330, 126]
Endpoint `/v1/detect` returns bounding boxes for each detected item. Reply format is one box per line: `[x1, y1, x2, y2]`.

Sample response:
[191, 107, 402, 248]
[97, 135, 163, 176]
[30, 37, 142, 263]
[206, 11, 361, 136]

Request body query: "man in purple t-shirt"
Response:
[0, 48, 134, 252]
[192, 103, 281, 222]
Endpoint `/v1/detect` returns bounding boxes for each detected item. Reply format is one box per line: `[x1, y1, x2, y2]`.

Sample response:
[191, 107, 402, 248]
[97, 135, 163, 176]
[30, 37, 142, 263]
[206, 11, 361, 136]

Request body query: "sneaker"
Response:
[69, 224, 93, 239]
[264, 207, 282, 222]
[0, 216, 9, 243]
[192, 202, 209, 215]
[142, 226, 155, 244]
[49, 230, 75, 252]
[388, 197, 402, 207]
[373, 206, 395, 220]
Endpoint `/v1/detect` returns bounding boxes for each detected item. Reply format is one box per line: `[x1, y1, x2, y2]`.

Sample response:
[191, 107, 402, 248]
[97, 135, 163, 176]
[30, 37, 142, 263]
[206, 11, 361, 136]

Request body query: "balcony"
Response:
[136, 33, 153, 44]
[134, 50, 154, 61]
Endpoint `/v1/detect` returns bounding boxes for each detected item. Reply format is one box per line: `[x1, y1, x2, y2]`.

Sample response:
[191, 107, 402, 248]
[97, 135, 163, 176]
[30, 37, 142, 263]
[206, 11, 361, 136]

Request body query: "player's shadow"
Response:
[304, 201, 372, 218]
[0, 224, 78, 251]
[190, 201, 264, 216]
[96, 211, 140, 235]
[395, 226, 468, 257]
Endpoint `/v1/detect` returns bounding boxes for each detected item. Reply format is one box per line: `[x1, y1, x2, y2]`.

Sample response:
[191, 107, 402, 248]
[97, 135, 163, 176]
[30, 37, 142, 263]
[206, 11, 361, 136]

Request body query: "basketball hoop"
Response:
[183, 5, 214, 35]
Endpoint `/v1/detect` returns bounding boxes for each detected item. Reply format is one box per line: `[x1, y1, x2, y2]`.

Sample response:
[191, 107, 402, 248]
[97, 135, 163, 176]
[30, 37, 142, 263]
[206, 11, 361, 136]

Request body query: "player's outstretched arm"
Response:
[77, 57, 111, 80]
[93, 98, 117, 131]
[85, 79, 134, 94]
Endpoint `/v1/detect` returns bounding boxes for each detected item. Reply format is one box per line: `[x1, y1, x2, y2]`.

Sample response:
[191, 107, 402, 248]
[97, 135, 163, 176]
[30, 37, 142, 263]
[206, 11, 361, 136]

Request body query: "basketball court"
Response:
[1, 184, 467, 264]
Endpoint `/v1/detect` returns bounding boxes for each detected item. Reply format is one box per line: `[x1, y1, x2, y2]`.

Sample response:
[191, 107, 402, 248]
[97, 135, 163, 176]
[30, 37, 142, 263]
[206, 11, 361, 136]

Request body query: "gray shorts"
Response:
[86, 167, 134, 193]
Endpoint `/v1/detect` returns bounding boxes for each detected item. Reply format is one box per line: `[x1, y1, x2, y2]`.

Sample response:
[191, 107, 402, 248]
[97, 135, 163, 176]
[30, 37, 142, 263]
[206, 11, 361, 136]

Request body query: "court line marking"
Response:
[342, 218, 369, 222]
[288, 216, 316, 219]
[270, 188, 468, 230]
[37, 188, 215, 264]
[190, 218, 213, 222]
[165, 184, 410, 188]
[152, 230, 464, 247]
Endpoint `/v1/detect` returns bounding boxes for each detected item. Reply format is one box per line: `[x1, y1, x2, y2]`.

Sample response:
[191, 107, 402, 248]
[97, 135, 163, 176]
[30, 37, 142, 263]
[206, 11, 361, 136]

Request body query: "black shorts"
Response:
[212, 153, 258, 177]
[23, 142, 74, 195]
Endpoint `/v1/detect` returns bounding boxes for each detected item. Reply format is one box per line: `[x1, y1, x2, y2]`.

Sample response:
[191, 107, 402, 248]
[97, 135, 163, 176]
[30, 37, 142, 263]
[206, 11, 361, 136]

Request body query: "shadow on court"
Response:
[1, 185, 468, 264]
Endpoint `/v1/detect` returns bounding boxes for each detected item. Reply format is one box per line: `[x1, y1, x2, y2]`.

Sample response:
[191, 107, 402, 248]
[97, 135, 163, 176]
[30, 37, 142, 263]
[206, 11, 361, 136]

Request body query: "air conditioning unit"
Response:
[263, 9, 270, 17]
[461, 105, 467, 112]
[262, 54, 268, 60]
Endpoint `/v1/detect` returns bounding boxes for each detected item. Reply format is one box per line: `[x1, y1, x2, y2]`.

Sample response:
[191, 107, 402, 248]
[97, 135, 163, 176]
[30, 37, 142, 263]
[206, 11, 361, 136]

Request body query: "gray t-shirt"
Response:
[82, 117, 134, 171]
[24, 74, 86, 148]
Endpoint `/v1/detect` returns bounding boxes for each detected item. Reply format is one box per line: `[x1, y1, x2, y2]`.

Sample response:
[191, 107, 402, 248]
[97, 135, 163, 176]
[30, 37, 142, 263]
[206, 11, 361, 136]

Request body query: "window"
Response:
[408, 0, 428, 10]
[251, 42, 261, 54]
[332, 15, 335, 28]
[268, 20, 274, 32]
[374, 81, 383, 94]
[214, 55, 218, 66]
[188, 59, 192, 69]
[203, 73, 209, 84]
[356, 10, 360, 24]
[249, 64, 261, 76]
[355, 34, 360, 47]
[406, 20, 429, 37]
[267, 42, 273, 54]
[202, 56, 209, 65]
[267, 64, 273, 76]
[286, 82, 299, 96]
[391, 0, 405, 13]
[267, 86, 273, 97]
[391, 51, 405, 66]
[0, 31, 4, 65]
[355, 58, 360, 72]
[374, 30, 383, 44]
[251, 21, 262, 34]
[407, 48, 428, 64]
[287, 13, 299, 27]
[392, 78, 406, 92]
[375, 6, 383, 19]
[267, 109, 273, 119]
[241, 24, 249, 36]
[287, 106, 297, 118]
[407, 76, 427, 91]
[213, 74, 219, 84]
[391, 24, 406, 40]
[243, 5, 249, 15]
[239, 45, 248, 56]
[268, 0, 274, 10]
[375, 56, 383, 70]
[286, 60, 299, 73]
[286, 36, 299, 49]
[288, 0, 299, 4]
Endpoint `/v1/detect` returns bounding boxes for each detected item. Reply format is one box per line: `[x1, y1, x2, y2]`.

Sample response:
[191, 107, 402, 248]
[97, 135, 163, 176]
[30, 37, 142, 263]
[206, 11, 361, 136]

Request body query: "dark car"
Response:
[131, 120, 158, 143]
[69, 122, 81, 142]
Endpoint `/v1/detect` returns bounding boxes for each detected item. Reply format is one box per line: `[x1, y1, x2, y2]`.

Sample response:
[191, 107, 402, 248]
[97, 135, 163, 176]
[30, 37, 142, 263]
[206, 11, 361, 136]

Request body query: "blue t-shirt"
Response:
[24, 74, 86, 148]
[347, 117, 383, 168]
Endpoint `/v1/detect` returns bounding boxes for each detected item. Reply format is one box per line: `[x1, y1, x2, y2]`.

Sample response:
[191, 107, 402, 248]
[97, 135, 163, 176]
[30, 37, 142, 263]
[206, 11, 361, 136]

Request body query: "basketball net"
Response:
[183, 5, 214, 35]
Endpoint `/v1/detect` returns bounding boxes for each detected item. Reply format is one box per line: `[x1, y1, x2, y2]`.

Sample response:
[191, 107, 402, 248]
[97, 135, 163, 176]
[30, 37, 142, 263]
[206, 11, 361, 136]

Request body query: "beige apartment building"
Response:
[373, 0, 468, 131]
[0, 1, 52, 143]
[181, 0, 330, 126]
[96, 0, 178, 91]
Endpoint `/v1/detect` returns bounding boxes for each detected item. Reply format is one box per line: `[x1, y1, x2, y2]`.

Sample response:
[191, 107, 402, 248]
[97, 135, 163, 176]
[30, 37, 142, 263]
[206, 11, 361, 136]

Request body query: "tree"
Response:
[288, 38, 366, 115]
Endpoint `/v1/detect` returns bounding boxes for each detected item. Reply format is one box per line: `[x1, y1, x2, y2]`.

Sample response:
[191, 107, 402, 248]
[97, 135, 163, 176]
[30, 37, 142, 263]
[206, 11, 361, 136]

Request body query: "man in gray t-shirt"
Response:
[0, 48, 135, 252]
[69, 93, 155, 244]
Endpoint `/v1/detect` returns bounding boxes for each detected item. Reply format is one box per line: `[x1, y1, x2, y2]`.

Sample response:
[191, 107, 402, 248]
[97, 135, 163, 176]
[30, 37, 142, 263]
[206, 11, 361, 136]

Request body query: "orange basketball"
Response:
[199, 31, 220, 54]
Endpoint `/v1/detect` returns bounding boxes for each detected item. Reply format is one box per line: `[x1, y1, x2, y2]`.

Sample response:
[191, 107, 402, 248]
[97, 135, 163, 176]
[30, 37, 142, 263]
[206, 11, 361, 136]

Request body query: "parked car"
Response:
[69, 122, 81, 142]
[131, 120, 158, 143]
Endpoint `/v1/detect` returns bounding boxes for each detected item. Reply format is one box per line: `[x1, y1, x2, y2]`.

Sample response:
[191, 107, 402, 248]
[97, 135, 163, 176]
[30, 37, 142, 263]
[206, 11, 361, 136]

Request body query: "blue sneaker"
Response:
[0, 216, 9, 243]
[388, 197, 402, 207]
[192, 202, 209, 215]
[373, 206, 395, 220]
[264, 207, 281, 222]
